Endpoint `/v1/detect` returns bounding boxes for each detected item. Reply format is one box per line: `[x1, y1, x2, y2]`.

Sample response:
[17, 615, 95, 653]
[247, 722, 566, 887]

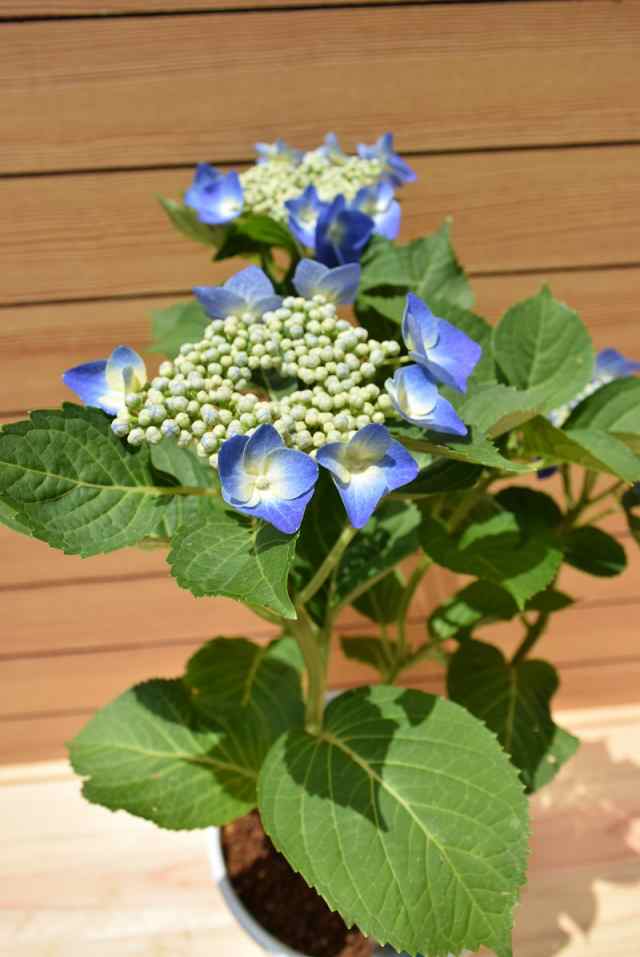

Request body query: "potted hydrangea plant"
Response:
[1, 133, 639, 957]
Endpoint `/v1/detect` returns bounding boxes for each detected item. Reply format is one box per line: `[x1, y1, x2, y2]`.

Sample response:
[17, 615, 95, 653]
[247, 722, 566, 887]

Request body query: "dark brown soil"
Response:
[222, 811, 376, 957]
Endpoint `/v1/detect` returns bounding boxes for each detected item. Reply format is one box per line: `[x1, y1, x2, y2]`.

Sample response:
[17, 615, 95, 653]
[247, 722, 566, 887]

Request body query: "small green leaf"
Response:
[420, 498, 563, 609]
[168, 508, 298, 619]
[622, 486, 640, 549]
[340, 636, 396, 677]
[401, 458, 484, 496]
[158, 196, 224, 246]
[149, 301, 209, 359]
[428, 581, 520, 640]
[259, 685, 528, 957]
[353, 570, 405, 624]
[530, 725, 580, 791]
[460, 383, 542, 438]
[521, 416, 640, 483]
[563, 525, 627, 577]
[69, 679, 257, 829]
[234, 214, 298, 254]
[0, 405, 175, 556]
[493, 287, 594, 413]
[390, 420, 528, 473]
[447, 639, 563, 792]
[566, 377, 640, 452]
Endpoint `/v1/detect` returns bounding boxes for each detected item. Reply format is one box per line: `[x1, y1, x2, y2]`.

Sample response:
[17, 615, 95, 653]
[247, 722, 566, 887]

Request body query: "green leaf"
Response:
[460, 383, 542, 438]
[339, 636, 396, 678]
[563, 525, 627, 577]
[149, 301, 209, 359]
[0, 498, 33, 537]
[150, 441, 218, 537]
[530, 725, 580, 791]
[521, 416, 640, 483]
[401, 458, 484, 496]
[334, 501, 422, 607]
[259, 685, 528, 957]
[447, 639, 563, 792]
[566, 377, 640, 452]
[158, 196, 223, 247]
[0, 405, 175, 556]
[622, 486, 640, 549]
[493, 287, 594, 413]
[185, 635, 304, 763]
[235, 214, 298, 254]
[352, 570, 405, 624]
[69, 679, 258, 829]
[390, 420, 528, 473]
[168, 508, 298, 619]
[359, 223, 474, 310]
[419, 497, 563, 609]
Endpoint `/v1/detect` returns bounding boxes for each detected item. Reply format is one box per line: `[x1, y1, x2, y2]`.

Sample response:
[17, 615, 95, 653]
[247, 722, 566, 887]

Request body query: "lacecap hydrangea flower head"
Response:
[183, 132, 415, 266]
[63, 261, 481, 534]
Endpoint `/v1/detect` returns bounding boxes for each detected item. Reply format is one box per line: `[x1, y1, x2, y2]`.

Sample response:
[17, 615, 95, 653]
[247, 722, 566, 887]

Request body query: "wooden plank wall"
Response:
[1, 0, 639, 764]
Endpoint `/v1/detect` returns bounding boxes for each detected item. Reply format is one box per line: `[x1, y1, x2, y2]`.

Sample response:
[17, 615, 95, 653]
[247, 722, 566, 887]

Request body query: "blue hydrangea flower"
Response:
[285, 186, 329, 248]
[255, 138, 302, 165]
[357, 132, 417, 186]
[194, 266, 282, 320]
[292, 259, 360, 305]
[184, 164, 244, 225]
[317, 424, 419, 528]
[385, 364, 468, 436]
[218, 425, 318, 534]
[314, 196, 375, 267]
[63, 346, 146, 416]
[402, 293, 482, 393]
[595, 348, 640, 380]
[316, 132, 345, 160]
[352, 182, 401, 240]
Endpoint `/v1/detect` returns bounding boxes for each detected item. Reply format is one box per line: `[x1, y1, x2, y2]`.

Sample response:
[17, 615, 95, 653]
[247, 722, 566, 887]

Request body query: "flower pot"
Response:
[207, 826, 467, 957]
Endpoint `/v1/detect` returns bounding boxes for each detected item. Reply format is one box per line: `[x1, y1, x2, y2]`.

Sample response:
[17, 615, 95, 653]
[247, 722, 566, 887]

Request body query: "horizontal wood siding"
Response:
[1, 0, 639, 764]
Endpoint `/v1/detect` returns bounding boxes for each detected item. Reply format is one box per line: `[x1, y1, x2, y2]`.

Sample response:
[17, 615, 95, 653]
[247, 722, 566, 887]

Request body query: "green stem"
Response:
[584, 479, 624, 509]
[298, 525, 358, 606]
[446, 474, 493, 533]
[290, 604, 327, 733]
[511, 612, 549, 665]
[578, 505, 619, 527]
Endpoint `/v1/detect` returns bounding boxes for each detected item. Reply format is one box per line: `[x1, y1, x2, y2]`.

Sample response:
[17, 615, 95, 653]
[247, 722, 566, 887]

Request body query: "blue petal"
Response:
[315, 198, 375, 267]
[430, 393, 469, 437]
[292, 259, 360, 304]
[414, 318, 483, 393]
[596, 348, 640, 379]
[106, 345, 146, 393]
[226, 265, 275, 304]
[292, 260, 327, 298]
[347, 423, 392, 463]
[185, 171, 243, 225]
[62, 360, 114, 412]
[218, 434, 252, 502]
[193, 286, 246, 319]
[246, 486, 315, 534]
[402, 293, 439, 351]
[184, 163, 223, 209]
[266, 447, 319, 498]
[537, 467, 558, 480]
[243, 425, 283, 471]
[331, 464, 389, 529]
[373, 199, 401, 239]
[385, 364, 439, 424]
[380, 440, 420, 491]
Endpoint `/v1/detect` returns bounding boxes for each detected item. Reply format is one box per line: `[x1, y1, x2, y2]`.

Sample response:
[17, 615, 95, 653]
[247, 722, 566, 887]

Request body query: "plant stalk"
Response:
[298, 524, 358, 606]
[291, 603, 327, 733]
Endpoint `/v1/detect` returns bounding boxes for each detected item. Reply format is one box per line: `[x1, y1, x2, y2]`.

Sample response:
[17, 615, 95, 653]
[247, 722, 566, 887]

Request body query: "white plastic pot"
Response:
[207, 827, 467, 957]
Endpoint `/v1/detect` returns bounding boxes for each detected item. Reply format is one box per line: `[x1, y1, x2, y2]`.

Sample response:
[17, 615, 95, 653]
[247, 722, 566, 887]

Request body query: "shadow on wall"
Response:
[516, 735, 640, 956]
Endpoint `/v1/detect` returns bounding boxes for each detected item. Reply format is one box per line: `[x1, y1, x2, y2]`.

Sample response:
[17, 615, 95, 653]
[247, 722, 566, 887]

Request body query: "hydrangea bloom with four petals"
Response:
[184, 164, 244, 225]
[194, 265, 282, 320]
[63, 346, 147, 416]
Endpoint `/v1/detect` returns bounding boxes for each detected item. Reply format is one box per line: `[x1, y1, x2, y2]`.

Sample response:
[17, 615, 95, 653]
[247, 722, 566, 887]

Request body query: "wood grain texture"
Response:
[3, 146, 640, 306]
[2, 266, 639, 415]
[0, 0, 396, 14]
[1, 3, 639, 174]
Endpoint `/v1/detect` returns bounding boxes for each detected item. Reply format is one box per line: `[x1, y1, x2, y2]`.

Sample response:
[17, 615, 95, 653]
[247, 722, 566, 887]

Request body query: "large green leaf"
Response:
[563, 525, 627, 577]
[259, 685, 528, 957]
[149, 300, 209, 359]
[390, 421, 528, 473]
[339, 636, 397, 679]
[150, 441, 219, 537]
[566, 377, 640, 452]
[69, 679, 258, 829]
[0, 405, 176, 555]
[0, 498, 33, 537]
[420, 497, 563, 609]
[493, 287, 594, 413]
[234, 214, 299, 255]
[530, 725, 580, 792]
[360, 224, 474, 306]
[401, 458, 484, 497]
[447, 639, 564, 792]
[168, 508, 298, 619]
[521, 416, 640, 483]
[460, 383, 542, 438]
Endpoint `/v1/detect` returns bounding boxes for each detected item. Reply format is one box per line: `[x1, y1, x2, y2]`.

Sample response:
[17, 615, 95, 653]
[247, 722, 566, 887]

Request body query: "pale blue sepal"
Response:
[194, 265, 282, 319]
[385, 364, 468, 436]
[293, 259, 361, 304]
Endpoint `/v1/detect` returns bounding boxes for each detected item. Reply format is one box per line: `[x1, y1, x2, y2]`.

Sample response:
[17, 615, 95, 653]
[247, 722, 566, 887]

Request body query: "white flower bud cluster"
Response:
[240, 152, 383, 223]
[111, 294, 400, 467]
